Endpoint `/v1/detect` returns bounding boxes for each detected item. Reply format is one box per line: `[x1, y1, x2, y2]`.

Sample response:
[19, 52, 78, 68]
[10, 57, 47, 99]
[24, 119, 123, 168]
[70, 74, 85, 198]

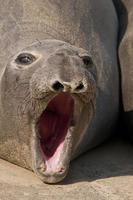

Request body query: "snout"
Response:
[50, 80, 86, 93]
[30, 45, 96, 102]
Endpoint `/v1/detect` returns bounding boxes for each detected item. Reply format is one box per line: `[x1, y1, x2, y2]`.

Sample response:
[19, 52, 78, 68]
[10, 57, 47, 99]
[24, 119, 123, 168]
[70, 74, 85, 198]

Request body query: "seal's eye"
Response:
[15, 53, 36, 65]
[82, 56, 93, 67]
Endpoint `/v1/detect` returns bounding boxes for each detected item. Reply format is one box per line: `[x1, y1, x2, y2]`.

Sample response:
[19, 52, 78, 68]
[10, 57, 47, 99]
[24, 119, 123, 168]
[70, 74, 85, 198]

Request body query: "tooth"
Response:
[57, 167, 65, 173]
[38, 163, 46, 173]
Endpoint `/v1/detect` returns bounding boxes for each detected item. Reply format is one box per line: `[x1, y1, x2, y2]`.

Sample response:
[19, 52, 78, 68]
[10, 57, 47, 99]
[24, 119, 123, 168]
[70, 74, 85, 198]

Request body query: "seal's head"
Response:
[1, 40, 96, 183]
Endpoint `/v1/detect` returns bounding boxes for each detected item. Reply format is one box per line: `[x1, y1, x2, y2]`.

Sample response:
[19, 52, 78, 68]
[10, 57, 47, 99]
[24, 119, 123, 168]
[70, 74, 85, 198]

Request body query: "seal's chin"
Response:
[35, 92, 74, 182]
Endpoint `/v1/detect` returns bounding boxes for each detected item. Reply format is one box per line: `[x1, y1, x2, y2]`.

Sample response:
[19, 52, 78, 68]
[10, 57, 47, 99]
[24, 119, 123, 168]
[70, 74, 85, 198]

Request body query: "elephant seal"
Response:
[1, 40, 97, 183]
[0, 0, 119, 183]
[113, 0, 133, 138]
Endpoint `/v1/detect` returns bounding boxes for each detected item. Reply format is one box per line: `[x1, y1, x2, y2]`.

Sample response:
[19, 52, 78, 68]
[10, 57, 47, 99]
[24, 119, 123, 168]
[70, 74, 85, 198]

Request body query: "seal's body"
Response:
[0, 0, 119, 183]
[113, 0, 133, 138]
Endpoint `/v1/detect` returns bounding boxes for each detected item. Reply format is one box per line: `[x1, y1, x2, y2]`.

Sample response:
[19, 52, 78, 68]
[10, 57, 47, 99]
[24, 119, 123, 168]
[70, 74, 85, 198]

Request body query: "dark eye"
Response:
[15, 53, 36, 65]
[82, 56, 93, 66]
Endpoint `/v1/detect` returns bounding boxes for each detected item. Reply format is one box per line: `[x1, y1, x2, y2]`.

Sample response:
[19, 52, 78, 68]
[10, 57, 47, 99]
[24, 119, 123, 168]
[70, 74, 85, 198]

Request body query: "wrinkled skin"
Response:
[0, 0, 119, 183]
[1, 40, 96, 183]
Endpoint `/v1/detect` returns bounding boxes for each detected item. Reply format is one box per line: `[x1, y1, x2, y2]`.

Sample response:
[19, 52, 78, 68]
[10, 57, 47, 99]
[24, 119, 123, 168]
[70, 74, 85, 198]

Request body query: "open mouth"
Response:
[37, 92, 74, 161]
[33, 88, 94, 183]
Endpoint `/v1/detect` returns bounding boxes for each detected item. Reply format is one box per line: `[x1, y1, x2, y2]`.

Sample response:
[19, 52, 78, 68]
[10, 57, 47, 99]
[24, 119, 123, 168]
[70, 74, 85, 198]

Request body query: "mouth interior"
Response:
[37, 92, 74, 159]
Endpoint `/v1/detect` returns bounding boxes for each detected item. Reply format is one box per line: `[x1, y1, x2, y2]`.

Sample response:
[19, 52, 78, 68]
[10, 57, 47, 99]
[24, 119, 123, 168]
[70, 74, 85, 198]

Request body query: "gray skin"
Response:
[113, 0, 133, 111]
[113, 0, 133, 138]
[0, 0, 119, 183]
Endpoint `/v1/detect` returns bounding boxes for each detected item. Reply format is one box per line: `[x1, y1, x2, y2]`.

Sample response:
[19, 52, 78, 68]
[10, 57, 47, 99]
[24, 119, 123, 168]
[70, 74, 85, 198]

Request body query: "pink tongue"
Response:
[37, 93, 74, 158]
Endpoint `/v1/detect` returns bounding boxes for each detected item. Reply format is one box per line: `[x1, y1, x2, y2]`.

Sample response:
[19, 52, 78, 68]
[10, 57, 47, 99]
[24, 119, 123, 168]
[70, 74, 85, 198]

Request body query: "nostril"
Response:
[75, 83, 84, 91]
[52, 81, 64, 91]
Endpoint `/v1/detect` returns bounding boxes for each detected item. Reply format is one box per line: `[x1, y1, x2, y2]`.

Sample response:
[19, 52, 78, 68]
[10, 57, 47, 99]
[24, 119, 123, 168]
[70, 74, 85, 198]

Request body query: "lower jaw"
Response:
[36, 165, 69, 184]
[32, 124, 74, 183]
